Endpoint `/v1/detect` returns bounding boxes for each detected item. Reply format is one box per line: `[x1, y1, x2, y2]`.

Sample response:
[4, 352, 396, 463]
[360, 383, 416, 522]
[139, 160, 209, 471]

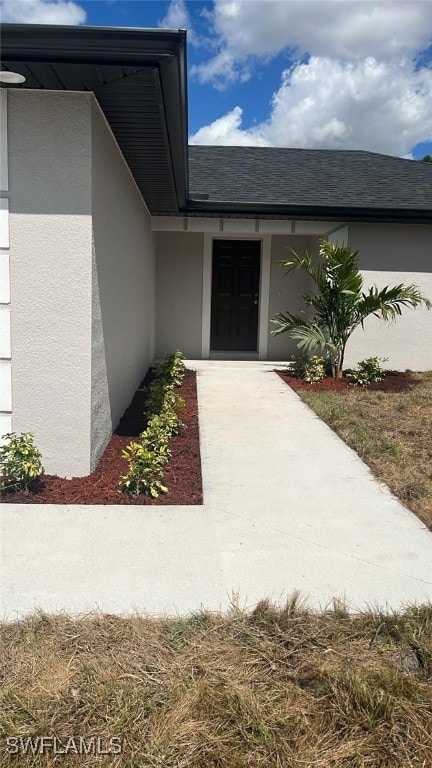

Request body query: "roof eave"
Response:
[159, 33, 189, 210]
[0, 23, 189, 212]
[0, 23, 186, 62]
[185, 199, 432, 223]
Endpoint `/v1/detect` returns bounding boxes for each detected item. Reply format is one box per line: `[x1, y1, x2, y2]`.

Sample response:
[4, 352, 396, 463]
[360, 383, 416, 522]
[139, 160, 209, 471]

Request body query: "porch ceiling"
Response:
[0, 24, 188, 214]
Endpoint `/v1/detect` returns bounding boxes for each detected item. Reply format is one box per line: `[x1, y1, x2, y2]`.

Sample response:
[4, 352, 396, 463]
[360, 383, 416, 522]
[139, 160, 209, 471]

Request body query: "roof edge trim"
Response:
[185, 199, 432, 223]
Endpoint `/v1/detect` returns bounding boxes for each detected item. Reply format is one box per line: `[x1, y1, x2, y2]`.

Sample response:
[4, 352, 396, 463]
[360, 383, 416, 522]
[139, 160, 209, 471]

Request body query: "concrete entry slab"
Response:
[1, 360, 432, 618]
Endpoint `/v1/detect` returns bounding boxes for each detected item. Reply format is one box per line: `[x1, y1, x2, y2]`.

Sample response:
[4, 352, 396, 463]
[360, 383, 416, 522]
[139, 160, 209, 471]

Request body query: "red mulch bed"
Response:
[1, 369, 202, 505]
[275, 369, 418, 393]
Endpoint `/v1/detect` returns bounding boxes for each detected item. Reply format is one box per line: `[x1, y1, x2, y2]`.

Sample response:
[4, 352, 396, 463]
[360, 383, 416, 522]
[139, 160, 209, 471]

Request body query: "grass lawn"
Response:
[1, 601, 432, 766]
[297, 371, 432, 530]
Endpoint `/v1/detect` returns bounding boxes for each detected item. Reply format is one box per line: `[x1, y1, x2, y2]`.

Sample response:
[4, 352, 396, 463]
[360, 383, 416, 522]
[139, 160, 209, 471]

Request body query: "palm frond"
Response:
[273, 238, 431, 377]
[289, 323, 331, 356]
[270, 311, 307, 336]
[278, 247, 326, 290]
[357, 285, 432, 324]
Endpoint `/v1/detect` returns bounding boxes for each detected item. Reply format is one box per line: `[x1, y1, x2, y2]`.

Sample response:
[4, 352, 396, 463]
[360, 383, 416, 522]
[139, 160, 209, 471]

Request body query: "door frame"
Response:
[202, 233, 271, 359]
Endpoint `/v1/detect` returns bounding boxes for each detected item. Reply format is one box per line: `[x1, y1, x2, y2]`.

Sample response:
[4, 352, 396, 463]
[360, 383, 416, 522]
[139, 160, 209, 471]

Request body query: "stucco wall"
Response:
[90, 102, 156, 469]
[7, 91, 156, 477]
[347, 224, 432, 370]
[8, 90, 93, 477]
[155, 232, 204, 358]
[267, 235, 316, 359]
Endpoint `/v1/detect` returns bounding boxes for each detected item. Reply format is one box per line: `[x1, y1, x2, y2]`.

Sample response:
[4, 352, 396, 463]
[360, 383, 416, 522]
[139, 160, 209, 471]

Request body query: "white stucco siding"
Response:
[347, 224, 432, 371]
[8, 90, 93, 477]
[7, 91, 156, 478]
[90, 101, 156, 469]
[267, 235, 317, 360]
[0, 91, 11, 446]
[155, 232, 204, 358]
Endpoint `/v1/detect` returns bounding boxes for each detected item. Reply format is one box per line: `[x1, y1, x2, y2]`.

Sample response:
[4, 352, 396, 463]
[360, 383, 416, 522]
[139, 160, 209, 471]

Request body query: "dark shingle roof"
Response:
[188, 146, 432, 215]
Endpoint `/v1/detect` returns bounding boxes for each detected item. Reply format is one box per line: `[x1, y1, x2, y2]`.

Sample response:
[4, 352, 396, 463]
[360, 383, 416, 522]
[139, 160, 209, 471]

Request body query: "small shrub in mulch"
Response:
[276, 369, 418, 393]
[0, 369, 202, 506]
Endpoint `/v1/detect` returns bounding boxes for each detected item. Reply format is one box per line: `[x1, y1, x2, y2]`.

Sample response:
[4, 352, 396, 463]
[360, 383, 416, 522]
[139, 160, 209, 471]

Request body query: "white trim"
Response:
[0, 90, 8, 193]
[201, 233, 272, 360]
[187, 217, 219, 233]
[0, 308, 11, 358]
[153, 216, 334, 235]
[0, 253, 10, 303]
[258, 235, 271, 360]
[258, 219, 293, 234]
[0, 362, 12, 411]
[0, 197, 9, 249]
[222, 218, 256, 233]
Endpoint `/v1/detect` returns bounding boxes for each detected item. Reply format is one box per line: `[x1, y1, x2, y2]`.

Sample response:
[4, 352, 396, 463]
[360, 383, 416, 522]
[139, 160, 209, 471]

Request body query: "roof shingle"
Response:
[188, 146, 432, 212]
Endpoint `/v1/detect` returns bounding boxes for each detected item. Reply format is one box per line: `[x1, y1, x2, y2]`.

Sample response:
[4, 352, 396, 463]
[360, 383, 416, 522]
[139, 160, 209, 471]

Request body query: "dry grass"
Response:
[1, 600, 432, 766]
[297, 371, 432, 529]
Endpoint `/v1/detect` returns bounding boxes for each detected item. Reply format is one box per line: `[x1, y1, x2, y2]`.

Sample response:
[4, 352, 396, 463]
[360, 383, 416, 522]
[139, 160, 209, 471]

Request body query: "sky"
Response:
[1, 0, 432, 159]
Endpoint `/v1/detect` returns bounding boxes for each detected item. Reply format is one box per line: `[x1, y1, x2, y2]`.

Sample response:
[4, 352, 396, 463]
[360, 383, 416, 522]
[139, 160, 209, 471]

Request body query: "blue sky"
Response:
[1, 0, 432, 159]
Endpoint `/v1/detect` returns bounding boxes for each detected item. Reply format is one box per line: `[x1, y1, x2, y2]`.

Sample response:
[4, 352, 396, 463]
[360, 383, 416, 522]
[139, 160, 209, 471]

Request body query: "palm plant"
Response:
[271, 239, 431, 378]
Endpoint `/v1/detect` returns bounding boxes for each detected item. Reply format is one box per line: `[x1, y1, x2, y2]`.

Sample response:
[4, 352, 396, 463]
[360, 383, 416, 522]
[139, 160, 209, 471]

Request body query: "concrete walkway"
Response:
[1, 360, 432, 618]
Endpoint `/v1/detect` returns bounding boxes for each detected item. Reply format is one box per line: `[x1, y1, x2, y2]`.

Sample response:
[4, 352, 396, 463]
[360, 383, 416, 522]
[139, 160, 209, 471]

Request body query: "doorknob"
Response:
[252, 298, 258, 305]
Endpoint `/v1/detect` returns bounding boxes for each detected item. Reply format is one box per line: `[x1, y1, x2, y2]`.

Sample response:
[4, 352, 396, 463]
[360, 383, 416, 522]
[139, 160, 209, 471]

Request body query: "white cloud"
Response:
[0, 0, 86, 24]
[191, 49, 250, 88]
[159, 0, 196, 44]
[159, 0, 189, 28]
[190, 106, 270, 145]
[190, 56, 432, 156]
[193, 0, 432, 87]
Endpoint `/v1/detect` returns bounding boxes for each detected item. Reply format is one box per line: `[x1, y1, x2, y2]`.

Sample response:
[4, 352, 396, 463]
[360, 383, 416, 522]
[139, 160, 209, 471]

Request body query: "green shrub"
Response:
[120, 441, 170, 498]
[144, 379, 170, 416]
[144, 414, 173, 447]
[119, 350, 186, 498]
[0, 432, 44, 493]
[291, 355, 325, 383]
[347, 357, 388, 387]
[153, 350, 185, 387]
[151, 406, 184, 438]
[271, 239, 431, 379]
[145, 384, 185, 425]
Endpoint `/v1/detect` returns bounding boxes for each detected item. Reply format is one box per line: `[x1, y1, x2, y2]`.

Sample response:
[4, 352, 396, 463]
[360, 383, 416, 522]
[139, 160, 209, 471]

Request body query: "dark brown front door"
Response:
[210, 240, 261, 352]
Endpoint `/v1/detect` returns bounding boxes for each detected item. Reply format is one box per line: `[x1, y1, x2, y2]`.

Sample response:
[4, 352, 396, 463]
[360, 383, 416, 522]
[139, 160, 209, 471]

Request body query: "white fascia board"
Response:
[153, 215, 338, 235]
[222, 218, 256, 233]
[258, 220, 293, 234]
[187, 217, 221, 232]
